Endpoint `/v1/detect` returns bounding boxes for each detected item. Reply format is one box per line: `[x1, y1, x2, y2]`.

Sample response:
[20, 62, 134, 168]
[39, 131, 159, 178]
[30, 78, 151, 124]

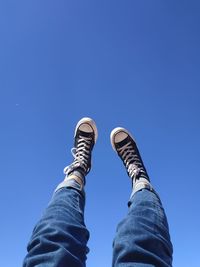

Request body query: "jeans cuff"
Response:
[55, 178, 85, 195]
[130, 181, 154, 200]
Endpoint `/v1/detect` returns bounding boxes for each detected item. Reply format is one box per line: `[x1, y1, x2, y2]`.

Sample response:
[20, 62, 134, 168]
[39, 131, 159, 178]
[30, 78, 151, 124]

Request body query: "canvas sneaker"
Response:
[64, 117, 98, 178]
[110, 127, 149, 182]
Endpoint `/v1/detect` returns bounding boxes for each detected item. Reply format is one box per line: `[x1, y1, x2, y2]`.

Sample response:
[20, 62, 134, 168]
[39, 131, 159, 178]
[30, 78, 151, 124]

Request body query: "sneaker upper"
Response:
[64, 118, 98, 177]
[110, 127, 149, 181]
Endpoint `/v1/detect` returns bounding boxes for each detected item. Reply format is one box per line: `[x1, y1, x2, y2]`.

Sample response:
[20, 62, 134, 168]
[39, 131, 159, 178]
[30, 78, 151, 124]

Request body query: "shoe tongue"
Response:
[77, 129, 93, 138]
[75, 129, 94, 147]
[115, 136, 131, 149]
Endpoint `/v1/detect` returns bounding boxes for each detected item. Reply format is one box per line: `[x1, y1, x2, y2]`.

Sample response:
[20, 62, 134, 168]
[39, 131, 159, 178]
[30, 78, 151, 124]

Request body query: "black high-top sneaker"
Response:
[110, 127, 150, 188]
[64, 117, 98, 182]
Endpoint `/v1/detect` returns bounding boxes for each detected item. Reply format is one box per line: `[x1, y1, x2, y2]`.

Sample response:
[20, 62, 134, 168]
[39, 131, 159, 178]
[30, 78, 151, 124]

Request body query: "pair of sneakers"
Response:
[64, 117, 150, 189]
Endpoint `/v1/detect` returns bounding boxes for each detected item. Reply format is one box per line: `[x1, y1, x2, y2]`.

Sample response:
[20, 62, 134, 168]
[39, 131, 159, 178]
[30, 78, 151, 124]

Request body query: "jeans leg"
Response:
[112, 189, 173, 267]
[23, 186, 89, 267]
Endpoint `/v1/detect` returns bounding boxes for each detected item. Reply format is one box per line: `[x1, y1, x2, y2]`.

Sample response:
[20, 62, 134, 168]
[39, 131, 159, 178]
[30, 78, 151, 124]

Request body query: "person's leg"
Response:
[23, 186, 88, 267]
[23, 117, 98, 267]
[110, 128, 173, 267]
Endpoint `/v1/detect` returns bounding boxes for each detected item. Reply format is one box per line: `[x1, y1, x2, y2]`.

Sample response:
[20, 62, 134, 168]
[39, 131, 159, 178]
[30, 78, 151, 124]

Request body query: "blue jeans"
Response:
[23, 186, 173, 267]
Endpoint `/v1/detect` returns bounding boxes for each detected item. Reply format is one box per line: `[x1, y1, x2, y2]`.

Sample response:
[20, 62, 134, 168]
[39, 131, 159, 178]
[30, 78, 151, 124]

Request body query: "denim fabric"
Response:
[23, 187, 89, 267]
[112, 189, 173, 267]
[23, 187, 173, 267]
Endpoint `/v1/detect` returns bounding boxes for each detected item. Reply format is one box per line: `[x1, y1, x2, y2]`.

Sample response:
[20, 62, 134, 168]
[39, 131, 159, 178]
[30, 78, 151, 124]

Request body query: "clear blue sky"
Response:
[0, 1, 200, 266]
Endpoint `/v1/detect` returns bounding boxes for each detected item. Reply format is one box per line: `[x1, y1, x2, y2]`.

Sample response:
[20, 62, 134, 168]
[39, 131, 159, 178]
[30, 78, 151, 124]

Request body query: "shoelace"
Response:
[64, 135, 92, 175]
[117, 141, 145, 179]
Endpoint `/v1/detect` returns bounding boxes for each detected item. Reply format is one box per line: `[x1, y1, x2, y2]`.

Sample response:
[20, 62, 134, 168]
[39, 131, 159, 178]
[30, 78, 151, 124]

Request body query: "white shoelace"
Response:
[64, 135, 92, 175]
[117, 141, 144, 179]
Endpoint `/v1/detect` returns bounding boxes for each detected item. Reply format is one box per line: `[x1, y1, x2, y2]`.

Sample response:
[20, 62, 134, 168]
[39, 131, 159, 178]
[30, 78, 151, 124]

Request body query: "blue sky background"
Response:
[0, 1, 200, 266]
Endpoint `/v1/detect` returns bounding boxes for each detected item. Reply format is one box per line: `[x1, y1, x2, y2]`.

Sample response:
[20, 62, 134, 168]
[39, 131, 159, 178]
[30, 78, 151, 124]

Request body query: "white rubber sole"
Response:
[74, 117, 98, 143]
